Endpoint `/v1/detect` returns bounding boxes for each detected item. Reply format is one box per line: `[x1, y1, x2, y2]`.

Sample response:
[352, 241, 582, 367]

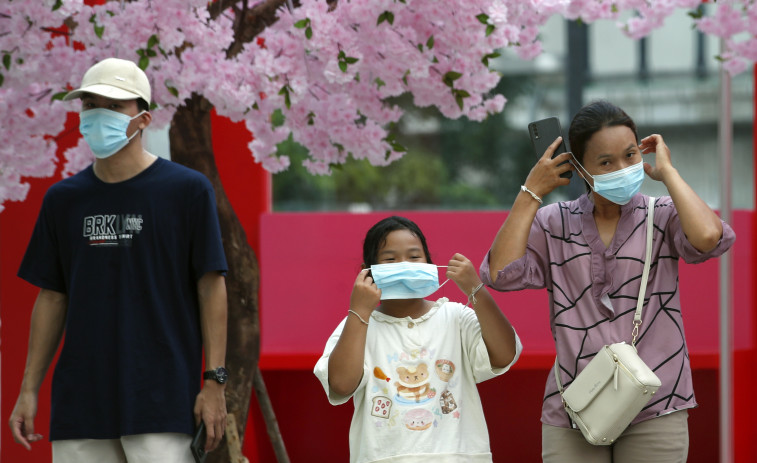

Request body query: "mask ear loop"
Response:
[435, 265, 451, 291]
[126, 110, 148, 141]
[569, 153, 595, 193]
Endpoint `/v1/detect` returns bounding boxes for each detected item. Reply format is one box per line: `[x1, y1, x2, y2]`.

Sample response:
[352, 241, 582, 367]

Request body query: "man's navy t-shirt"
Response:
[18, 158, 228, 440]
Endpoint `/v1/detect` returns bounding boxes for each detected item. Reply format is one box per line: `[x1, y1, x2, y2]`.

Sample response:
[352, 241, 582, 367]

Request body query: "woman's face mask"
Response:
[370, 262, 449, 300]
[79, 108, 145, 159]
[571, 154, 645, 205]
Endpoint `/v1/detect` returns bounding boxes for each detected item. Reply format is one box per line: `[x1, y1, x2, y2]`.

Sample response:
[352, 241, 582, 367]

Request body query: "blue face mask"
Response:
[370, 262, 449, 300]
[79, 108, 145, 159]
[571, 155, 645, 205]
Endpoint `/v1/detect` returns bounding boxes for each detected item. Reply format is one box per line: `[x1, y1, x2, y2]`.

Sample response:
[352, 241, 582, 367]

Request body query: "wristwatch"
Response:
[203, 366, 229, 384]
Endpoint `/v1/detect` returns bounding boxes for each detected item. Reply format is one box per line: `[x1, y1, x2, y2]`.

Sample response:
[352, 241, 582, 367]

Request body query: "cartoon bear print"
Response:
[394, 363, 431, 403]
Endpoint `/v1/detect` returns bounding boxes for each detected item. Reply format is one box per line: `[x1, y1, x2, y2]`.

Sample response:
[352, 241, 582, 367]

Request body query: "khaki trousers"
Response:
[52, 432, 194, 463]
[542, 410, 689, 463]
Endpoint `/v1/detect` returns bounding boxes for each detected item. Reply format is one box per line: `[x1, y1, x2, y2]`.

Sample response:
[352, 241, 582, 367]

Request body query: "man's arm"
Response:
[193, 271, 228, 452]
[9, 288, 67, 450]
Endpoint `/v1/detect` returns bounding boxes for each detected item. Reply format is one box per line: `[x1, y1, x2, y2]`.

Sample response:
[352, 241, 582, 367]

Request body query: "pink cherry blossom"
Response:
[0, 0, 756, 210]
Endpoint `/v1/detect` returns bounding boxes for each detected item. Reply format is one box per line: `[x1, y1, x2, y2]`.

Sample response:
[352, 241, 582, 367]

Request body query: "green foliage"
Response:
[402, 70, 410, 86]
[481, 51, 500, 67]
[475, 13, 495, 36]
[272, 75, 536, 211]
[688, 9, 704, 20]
[442, 71, 469, 109]
[278, 84, 292, 108]
[442, 71, 462, 88]
[384, 131, 406, 153]
[89, 14, 104, 39]
[166, 84, 179, 98]
[136, 35, 161, 70]
[270, 108, 286, 127]
[294, 18, 313, 39]
[452, 89, 470, 110]
[338, 50, 359, 72]
[377, 11, 395, 26]
[273, 138, 448, 211]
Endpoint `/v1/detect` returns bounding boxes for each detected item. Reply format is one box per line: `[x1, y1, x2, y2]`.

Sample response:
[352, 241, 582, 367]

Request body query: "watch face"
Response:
[216, 367, 228, 384]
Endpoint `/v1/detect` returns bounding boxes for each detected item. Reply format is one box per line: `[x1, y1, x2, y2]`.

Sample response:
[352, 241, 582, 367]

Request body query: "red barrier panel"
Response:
[249, 210, 754, 462]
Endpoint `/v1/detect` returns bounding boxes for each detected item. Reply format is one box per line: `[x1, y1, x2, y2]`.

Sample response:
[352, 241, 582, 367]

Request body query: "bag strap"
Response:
[554, 196, 656, 394]
[554, 357, 565, 394]
[632, 196, 655, 347]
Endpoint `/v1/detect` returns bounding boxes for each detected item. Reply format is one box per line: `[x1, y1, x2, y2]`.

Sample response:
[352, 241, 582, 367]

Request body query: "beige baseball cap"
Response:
[64, 57, 151, 103]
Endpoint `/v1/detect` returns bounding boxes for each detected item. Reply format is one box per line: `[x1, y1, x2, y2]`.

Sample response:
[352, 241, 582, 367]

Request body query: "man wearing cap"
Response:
[8, 57, 229, 462]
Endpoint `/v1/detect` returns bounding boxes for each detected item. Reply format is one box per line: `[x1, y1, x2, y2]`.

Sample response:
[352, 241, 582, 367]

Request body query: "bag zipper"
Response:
[612, 352, 653, 393]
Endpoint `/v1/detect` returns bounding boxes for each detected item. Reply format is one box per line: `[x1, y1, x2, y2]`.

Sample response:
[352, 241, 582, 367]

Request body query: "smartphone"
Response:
[528, 117, 572, 179]
[190, 421, 207, 463]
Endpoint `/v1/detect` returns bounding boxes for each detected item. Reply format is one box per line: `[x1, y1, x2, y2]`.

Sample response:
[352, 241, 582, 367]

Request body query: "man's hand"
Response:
[9, 390, 44, 450]
[193, 382, 227, 452]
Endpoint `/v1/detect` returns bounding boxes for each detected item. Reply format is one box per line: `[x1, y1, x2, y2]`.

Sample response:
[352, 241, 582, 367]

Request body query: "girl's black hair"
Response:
[362, 216, 432, 267]
[568, 100, 637, 190]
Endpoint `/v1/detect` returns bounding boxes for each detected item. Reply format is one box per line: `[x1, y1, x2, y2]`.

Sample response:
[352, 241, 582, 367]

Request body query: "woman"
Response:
[480, 100, 735, 462]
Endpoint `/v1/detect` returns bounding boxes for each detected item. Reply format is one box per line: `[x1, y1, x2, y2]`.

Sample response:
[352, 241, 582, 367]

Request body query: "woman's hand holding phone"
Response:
[523, 136, 574, 198]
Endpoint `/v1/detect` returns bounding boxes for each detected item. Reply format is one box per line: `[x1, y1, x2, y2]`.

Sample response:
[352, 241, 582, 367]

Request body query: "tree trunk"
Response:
[169, 93, 261, 463]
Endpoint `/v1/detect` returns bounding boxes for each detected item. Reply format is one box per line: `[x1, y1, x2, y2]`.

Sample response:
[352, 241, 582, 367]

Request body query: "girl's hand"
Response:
[639, 134, 676, 182]
[523, 137, 573, 198]
[446, 253, 481, 296]
[349, 269, 381, 317]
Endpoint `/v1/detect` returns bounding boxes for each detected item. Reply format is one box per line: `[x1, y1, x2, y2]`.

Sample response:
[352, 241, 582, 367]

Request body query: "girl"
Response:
[481, 100, 735, 462]
[314, 216, 521, 463]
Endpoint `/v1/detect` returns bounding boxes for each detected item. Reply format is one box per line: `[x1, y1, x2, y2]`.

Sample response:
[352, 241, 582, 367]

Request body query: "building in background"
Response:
[497, 6, 754, 208]
[273, 6, 753, 212]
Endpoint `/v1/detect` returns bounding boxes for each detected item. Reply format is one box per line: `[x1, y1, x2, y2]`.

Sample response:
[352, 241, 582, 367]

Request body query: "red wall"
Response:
[1, 113, 80, 462]
[247, 210, 754, 462]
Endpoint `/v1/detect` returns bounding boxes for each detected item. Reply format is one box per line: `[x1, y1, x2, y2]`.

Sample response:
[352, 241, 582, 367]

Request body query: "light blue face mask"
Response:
[79, 108, 145, 159]
[571, 154, 645, 205]
[370, 262, 449, 300]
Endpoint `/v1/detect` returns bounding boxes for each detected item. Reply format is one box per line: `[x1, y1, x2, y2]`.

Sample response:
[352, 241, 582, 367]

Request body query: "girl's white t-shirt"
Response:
[314, 298, 522, 463]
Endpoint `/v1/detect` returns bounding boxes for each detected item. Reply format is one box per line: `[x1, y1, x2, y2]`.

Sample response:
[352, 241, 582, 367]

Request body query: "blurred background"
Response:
[265, 5, 754, 213]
